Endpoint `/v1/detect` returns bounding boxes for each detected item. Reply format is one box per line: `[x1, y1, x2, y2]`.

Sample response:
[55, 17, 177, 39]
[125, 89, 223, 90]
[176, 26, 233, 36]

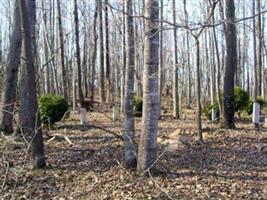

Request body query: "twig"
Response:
[140, 149, 167, 177]
[148, 170, 175, 200]
[1, 159, 10, 193]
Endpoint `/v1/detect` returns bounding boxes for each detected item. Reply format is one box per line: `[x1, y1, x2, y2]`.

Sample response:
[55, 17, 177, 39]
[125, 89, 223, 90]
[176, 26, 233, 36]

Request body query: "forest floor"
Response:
[0, 108, 267, 199]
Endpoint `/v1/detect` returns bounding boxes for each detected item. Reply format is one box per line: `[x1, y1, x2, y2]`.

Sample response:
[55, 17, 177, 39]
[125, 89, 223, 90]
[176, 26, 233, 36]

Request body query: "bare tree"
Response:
[256, 0, 262, 96]
[57, 0, 68, 100]
[18, 0, 46, 168]
[222, 0, 237, 129]
[137, 0, 159, 176]
[183, 0, 191, 108]
[104, 0, 111, 103]
[158, 0, 163, 118]
[0, 0, 22, 134]
[90, 0, 98, 101]
[172, 0, 179, 119]
[74, 0, 84, 103]
[99, 0, 105, 104]
[124, 0, 136, 169]
[120, 1, 126, 113]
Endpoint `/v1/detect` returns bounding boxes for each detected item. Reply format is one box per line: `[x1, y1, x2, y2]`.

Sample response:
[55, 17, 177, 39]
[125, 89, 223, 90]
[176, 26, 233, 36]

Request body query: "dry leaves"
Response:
[0, 110, 267, 199]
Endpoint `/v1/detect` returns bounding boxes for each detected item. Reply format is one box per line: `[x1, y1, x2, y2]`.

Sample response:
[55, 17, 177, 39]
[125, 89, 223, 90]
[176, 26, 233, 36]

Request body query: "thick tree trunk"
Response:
[18, 0, 46, 168]
[0, 0, 22, 134]
[124, 0, 136, 168]
[222, 0, 237, 129]
[137, 0, 159, 176]
[57, 0, 68, 101]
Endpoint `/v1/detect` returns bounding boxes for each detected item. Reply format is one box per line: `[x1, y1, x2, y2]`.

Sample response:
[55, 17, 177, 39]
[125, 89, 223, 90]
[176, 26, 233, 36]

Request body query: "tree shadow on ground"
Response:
[46, 144, 122, 173]
[156, 135, 267, 182]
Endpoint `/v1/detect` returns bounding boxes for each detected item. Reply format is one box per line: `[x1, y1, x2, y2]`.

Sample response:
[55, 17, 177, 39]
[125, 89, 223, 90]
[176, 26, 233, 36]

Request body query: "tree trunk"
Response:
[212, 15, 222, 116]
[172, 0, 179, 119]
[57, 0, 68, 101]
[91, 0, 98, 101]
[124, 0, 136, 168]
[158, 0, 163, 118]
[252, 0, 260, 127]
[99, 0, 105, 104]
[256, 0, 262, 97]
[137, 0, 159, 176]
[0, 0, 22, 134]
[41, 1, 50, 94]
[209, 30, 216, 122]
[104, 0, 111, 103]
[195, 39, 202, 141]
[183, 0, 191, 108]
[222, 0, 237, 129]
[74, 0, 84, 103]
[18, 0, 46, 168]
[120, 1, 126, 113]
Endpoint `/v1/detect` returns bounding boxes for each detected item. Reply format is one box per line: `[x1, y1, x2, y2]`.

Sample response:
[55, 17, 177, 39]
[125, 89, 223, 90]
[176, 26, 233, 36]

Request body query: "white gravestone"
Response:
[80, 108, 89, 126]
[252, 102, 260, 125]
[112, 106, 119, 121]
[264, 116, 267, 127]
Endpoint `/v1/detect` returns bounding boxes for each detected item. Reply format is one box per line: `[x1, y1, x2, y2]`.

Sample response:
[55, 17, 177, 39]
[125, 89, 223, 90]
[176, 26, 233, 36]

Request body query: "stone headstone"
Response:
[252, 102, 260, 124]
[264, 117, 267, 127]
[80, 108, 89, 126]
[112, 106, 119, 121]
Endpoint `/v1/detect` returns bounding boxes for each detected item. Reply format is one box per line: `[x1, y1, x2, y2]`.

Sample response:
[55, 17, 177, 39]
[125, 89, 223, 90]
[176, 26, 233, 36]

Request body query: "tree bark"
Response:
[158, 0, 163, 118]
[212, 18, 222, 116]
[0, 0, 22, 134]
[222, 0, 237, 129]
[57, 0, 68, 101]
[90, 0, 98, 101]
[18, 0, 46, 168]
[41, 1, 50, 94]
[99, 0, 105, 104]
[74, 0, 84, 103]
[104, 0, 111, 103]
[195, 39, 202, 141]
[137, 0, 159, 176]
[256, 0, 262, 96]
[183, 0, 191, 108]
[172, 0, 179, 119]
[124, 0, 136, 169]
[120, 1, 126, 113]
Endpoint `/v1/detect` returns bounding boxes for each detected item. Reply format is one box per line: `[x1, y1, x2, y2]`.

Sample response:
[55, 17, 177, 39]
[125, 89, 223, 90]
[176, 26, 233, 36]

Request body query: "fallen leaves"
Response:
[0, 111, 267, 199]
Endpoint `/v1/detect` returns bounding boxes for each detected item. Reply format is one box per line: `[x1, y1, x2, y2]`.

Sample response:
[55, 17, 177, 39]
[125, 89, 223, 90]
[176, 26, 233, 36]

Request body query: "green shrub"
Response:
[233, 87, 250, 117]
[245, 97, 265, 115]
[203, 87, 251, 119]
[38, 95, 69, 124]
[202, 101, 220, 120]
[133, 96, 142, 116]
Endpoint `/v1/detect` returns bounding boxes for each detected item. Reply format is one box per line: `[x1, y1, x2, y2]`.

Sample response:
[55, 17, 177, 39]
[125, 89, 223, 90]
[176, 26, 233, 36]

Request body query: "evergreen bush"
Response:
[38, 95, 69, 124]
